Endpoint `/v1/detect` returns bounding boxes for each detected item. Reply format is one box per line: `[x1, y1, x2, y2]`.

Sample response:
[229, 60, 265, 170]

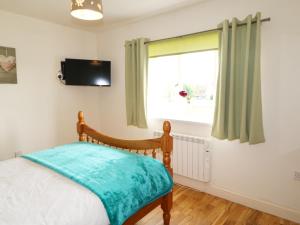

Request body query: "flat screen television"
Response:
[61, 58, 111, 86]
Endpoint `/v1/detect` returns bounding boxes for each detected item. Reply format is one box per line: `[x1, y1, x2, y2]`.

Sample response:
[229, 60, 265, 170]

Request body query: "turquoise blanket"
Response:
[22, 142, 173, 225]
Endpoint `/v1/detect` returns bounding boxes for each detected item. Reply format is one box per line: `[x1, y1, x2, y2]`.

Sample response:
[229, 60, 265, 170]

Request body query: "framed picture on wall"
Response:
[0, 46, 17, 84]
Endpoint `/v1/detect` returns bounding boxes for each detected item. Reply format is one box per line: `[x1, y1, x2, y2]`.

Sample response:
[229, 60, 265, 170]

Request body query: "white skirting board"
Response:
[174, 174, 300, 223]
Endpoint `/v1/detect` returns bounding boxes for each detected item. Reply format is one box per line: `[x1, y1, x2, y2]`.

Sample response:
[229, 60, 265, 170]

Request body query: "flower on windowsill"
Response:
[179, 90, 192, 103]
[179, 90, 188, 97]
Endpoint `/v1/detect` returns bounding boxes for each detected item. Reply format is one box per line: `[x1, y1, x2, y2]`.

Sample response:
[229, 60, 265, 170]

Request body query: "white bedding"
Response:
[0, 157, 110, 225]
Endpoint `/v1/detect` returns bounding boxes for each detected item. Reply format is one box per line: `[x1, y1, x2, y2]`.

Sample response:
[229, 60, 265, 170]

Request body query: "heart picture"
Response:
[0, 46, 17, 84]
[0, 55, 16, 72]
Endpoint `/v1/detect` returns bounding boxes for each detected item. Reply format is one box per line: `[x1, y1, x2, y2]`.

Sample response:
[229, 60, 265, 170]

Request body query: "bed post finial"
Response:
[77, 111, 85, 141]
[78, 111, 84, 122]
[163, 121, 171, 134]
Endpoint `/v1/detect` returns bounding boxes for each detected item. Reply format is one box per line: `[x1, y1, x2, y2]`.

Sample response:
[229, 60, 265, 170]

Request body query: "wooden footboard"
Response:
[76, 111, 173, 225]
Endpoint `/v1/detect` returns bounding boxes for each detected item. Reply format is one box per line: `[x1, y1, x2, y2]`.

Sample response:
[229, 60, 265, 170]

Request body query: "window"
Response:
[147, 31, 219, 124]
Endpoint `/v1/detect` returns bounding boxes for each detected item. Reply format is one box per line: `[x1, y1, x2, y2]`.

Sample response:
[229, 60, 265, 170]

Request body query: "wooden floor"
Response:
[138, 185, 299, 225]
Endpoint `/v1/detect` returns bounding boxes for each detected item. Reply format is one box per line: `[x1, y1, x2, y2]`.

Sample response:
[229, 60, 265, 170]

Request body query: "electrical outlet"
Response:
[294, 171, 300, 181]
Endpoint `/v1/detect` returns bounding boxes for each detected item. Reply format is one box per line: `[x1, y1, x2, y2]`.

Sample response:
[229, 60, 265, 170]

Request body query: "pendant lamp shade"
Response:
[71, 0, 103, 21]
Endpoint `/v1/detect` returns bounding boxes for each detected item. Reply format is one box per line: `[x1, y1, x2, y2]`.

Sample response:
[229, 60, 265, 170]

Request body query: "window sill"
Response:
[148, 116, 213, 127]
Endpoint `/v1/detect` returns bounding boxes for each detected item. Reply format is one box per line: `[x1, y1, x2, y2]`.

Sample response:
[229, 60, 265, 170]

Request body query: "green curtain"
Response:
[125, 38, 149, 128]
[212, 12, 265, 144]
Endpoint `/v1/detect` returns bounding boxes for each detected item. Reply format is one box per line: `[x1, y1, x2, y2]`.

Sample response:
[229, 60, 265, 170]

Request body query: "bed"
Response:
[0, 111, 173, 225]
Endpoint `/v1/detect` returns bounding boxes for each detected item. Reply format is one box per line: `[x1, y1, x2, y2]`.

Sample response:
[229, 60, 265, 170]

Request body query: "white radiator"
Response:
[154, 131, 211, 182]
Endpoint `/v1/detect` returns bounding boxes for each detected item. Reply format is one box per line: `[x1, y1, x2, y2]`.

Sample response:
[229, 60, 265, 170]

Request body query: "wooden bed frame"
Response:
[77, 111, 173, 225]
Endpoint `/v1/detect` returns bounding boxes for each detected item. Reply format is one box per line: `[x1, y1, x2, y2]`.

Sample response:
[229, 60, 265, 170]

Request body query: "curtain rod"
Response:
[145, 17, 271, 45]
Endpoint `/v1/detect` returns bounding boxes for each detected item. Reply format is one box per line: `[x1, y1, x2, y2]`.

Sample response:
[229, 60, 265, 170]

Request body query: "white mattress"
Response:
[0, 157, 110, 225]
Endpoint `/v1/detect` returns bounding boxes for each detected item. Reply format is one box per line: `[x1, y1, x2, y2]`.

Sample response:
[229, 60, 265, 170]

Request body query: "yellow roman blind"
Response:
[148, 30, 219, 58]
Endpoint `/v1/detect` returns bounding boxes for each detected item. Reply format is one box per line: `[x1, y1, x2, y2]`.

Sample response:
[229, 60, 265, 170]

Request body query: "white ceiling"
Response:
[0, 0, 207, 32]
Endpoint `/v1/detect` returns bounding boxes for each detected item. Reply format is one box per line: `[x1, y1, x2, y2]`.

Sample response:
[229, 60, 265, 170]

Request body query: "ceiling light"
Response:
[71, 0, 103, 21]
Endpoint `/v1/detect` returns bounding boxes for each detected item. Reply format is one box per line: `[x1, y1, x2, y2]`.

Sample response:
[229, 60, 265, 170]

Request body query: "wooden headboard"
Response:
[76, 111, 173, 176]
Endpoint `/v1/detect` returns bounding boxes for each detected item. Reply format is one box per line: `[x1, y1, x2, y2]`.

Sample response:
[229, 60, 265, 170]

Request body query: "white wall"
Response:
[96, 0, 300, 222]
[0, 11, 101, 160]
